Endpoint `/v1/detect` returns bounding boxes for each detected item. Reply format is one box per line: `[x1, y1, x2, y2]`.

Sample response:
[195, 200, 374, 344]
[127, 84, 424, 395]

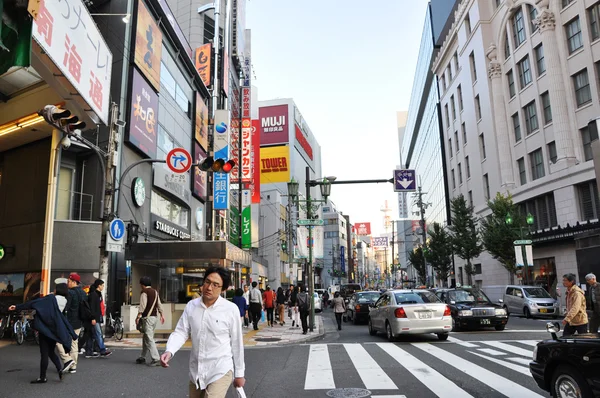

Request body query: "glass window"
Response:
[394, 291, 440, 304]
[484, 174, 490, 199]
[462, 122, 467, 144]
[449, 289, 491, 303]
[573, 69, 592, 107]
[458, 162, 463, 184]
[457, 84, 463, 111]
[566, 17, 583, 54]
[470, 52, 477, 82]
[518, 56, 532, 89]
[160, 62, 177, 99]
[441, 74, 446, 92]
[518, 192, 558, 229]
[465, 13, 472, 35]
[445, 104, 450, 127]
[480, 133, 487, 160]
[151, 190, 190, 228]
[448, 138, 453, 159]
[529, 5, 538, 34]
[513, 112, 522, 141]
[512, 7, 526, 47]
[357, 292, 381, 303]
[452, 169, 456, 189]
[466, 156, 471, 178]
[455, 130, 460, 152]
[541, 92, 552, 124]
[507, 70, 516, 98]
[475, 95, 481, 120]
[577, 180, 600, 220]
[535, 44, 545, 75]
[448, 65, 453, 81]
[157, 125, 175, 159]
[589, 2, 600, 41]
[468, 191, 473, 207]
[504, 31, 511, 59]
[453, 52, 459, 73]
[562, 0, 573, 7]
[530, 148, 545, 180]
[518, 157, 526, 185]
[496, 0, 502, 8]
[524, 101, 539, 135]
[548, 141, 557, 163]
[451, 95, 456, 120]
[524, 287, 551, 298]
[581, 126, 599, 161]
[175, 85, 190, 114]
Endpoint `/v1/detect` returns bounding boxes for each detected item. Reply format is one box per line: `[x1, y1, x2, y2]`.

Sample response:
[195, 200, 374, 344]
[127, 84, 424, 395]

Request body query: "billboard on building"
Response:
[372, 237, 389, 248]
[259, 105, 288, 145]
[260, 145, 290, 184]
[195, 43, 212, 88]
[195, 94, 208, 151]
[356, 222, 372, 235]
[134, 0, 162, 91]
[240, 90, 252, 183]
[251, 119, 261, 203]
[295, 124, 313, 161]
[213, 110, 231, 210]
[127, 68, 158, 158]
[193, 141, 207, 201]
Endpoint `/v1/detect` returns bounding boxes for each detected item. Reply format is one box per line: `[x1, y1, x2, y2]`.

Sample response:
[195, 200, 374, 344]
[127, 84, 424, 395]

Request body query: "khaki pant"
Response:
[189, 370, 232, 398]
[140, 316, 160, 362]
[56, 328, 80, 369]
[278, 304, 285, 324]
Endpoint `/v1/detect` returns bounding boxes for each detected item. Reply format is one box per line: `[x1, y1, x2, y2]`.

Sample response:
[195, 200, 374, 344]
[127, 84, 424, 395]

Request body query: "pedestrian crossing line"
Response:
[377, 343, 474, 398]
[468, 351, 531, 376]
[506, 356, 533, 366]
[476, 348, 505, 356]
[305, 344, 335, 390]
[481, 341, 533, 357]
[344, 344, 398, 390]
[412, 343, 544, 398]
[446, 337, 479, 347]
[518, 340, 540, 347]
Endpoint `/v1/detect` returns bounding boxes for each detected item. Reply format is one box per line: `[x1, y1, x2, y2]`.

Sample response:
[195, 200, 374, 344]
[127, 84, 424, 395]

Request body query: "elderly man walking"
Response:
[562, 273, 588, 335]
[585, 273, 600, 333]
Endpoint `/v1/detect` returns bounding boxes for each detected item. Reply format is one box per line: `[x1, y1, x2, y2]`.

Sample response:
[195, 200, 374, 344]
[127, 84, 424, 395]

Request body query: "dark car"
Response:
[344, 291, 381, 324]
[530, 322, 600, 398]
[340, 284, 362, 300]
[435, 287, 508, 331]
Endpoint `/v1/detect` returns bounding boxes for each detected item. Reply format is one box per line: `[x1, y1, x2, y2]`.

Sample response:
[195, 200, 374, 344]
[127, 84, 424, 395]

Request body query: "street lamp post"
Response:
[505, 212, 535, 285]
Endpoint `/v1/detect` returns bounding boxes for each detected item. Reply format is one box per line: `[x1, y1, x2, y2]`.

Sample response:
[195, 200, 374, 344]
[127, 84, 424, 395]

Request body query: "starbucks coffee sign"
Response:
[154, 220, 191, 240]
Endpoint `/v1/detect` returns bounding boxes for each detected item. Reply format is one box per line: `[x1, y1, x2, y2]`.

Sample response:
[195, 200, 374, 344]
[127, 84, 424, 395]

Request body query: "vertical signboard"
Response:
[195, 94, 208, 151]
[229, 206, 240, 246]
[242, 204, 251, 249]
[127, 68, 158, 158]
[340, 246, 346, 273]
[230, 119, 240, 181]
[195, 43, 212, 88]
[193, 141, 207, 200]
[134, 0, 162, 91]
[222, 50, 229, 97]
[241, 91, 252, 183]
[251, 119, 261, 203]
[213, 110, 230, 210]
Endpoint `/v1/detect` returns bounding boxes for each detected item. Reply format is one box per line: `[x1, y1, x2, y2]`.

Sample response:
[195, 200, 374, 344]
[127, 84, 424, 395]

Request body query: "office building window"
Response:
[475, 95, 482, 120]
[573, 69, 592, 107]
[462, 122, 467, 144]
[507, 70, 516, 98]
[151, 190, 190, 228]
[465, 12, 472, 35]
[466, 156, 471, 178]
[470, 51, 477, 82]
[577, 180, 600, 220]
[448, 138, 453, 159]
[455, 130, 460, 152]
[448, 65, 453, 81]
[529, 5, 538, 33]
[480, 133, 487, 160]
[451, 95, 456, 120]
[452, 169, 456, 189]
[590, 2, 600, 41]
[524, 101, 539, 135]
[530, 148, 545, 180]
[518, 56, 532, 89]
[457, 84, 463, 111]
[504, 31, 510, 59]
[519, 193, 558, 230]
[541, 92, 552, 124]
[445, 104, 450, 127]
[458, 163, 463, 184]
[483, 174, 490, 199]
[468, 191, 474, 207]
[547, 141, 557, 163]
[513, 112, 522, 141]
[518, 157, 527, 185]
[566, 17, 583, 54]
[513, 7, 526, 47]
[535, 44, 545, 75]
[581, 126, 599, 161]
[453, 52, 459, 72]
[441, 74, 446, 92]
[562, 0, 574, 7]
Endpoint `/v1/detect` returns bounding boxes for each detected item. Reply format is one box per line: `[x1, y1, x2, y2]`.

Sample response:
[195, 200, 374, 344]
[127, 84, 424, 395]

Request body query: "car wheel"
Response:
[524, 307, 531, 319]
[494, 324, 506, 331]
[451, 317, 461, 332]
[368, 318, 377, 336]
[437, 333, 449, 341]
[386, 322, 395, 342]
[551, 365, 593, 398]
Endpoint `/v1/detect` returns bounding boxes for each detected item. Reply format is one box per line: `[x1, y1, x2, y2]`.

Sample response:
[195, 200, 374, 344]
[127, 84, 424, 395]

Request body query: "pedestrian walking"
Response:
[296, 284, 310, 334]
[136, 276, 165, 366]
[232, 288, 248, 327]
[242, 285, 250, 328]
[249, 281, 262, 330]
[322, 291, 330, 310]
[276, 287, 286, 326]
[562, 273, 588, 335]
[161, 267, 245, 398]
[585, 273, 600, 333]
[289, 286, 299, 327]
[56, 273, 90, 374]
[9, 284, 77, 383]
[85, 279, 112, 358]
[262, 286, 275, 327]
[332, 292, 346, 331]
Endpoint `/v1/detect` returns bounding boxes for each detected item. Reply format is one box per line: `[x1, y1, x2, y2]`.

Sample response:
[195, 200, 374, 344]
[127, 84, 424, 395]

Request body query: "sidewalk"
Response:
[103, 315, 324, 349]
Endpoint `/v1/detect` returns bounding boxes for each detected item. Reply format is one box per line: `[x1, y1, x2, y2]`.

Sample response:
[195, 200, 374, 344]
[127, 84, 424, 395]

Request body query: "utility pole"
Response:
[415, 184, 432, 287]
[305, 166, 315, 332]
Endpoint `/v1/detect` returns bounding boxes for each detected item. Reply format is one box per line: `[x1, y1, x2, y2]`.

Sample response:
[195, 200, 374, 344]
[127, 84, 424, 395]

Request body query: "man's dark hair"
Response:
[93, 279, 105, 287]
[205, 267, 231, 290]
[55, 283, 69, 298]
[235, 288, 244, 297]
[563, 273, 577, 283]
[252, 281, 257, 288]
[140, 276, 152, 287]
[297, 283, 304, 291]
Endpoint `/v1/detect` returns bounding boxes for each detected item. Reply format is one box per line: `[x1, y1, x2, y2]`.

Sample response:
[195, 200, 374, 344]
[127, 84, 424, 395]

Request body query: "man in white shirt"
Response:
[160, 267, 245, 398]
[248, 281, 263, 330]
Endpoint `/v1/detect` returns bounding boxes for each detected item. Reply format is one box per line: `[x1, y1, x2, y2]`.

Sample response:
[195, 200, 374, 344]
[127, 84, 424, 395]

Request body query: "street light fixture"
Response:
[287, 178, 299, 198]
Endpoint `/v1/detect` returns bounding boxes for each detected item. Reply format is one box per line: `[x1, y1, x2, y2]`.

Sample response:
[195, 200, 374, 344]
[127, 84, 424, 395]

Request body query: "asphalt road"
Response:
[0, 310, 555, 398]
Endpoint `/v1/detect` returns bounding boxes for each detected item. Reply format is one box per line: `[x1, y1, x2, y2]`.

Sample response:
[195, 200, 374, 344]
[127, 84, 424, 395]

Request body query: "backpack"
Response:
[297, 293, 309, 311]
[78, 290, 93, 322]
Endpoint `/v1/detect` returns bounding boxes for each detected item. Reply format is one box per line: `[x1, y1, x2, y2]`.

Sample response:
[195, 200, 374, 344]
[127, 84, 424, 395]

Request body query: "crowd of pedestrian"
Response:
[561, 272, 600, 335]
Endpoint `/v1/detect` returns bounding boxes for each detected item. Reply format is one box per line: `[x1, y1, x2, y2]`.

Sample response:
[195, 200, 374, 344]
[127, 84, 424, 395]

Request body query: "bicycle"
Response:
[106, 309, 124, 341]
[0, 311, 15, 339]
[13, 311, 39, 345]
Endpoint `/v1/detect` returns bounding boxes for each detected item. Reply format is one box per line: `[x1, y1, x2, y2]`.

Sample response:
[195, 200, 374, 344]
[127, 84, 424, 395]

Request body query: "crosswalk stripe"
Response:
[469, 351, 531, 376]
[378, 343, 474, 398]
[482, 341, 533, 357]
[506, 356, 533, 366]
[446, 336, 479, 347]
[305, 344, 335, 390]
[518, 340, 540, 347]
[344, 344, 397, 390]
[477, 348, 505, 356]
[413, 343, 544, 398]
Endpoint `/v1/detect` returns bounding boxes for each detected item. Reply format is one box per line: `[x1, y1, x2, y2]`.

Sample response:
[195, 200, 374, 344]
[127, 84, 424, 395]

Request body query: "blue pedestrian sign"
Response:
[394, 169, 416, 192]
[109, 218, 125, 241]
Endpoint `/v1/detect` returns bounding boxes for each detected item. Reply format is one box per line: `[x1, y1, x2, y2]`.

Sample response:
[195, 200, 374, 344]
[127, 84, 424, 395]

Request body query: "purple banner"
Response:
[193, 141, 207, 200]
[259, 105, 289, 145]
[127, 68, 158, 158]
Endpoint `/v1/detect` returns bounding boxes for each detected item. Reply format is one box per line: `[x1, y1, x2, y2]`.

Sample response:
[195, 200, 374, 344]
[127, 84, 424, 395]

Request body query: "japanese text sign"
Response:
[195, 93, 208, 151]
[32, 0, 113, 124]
[213, 173, 229, 210]
[259, 105, 288, 145]
[394, 169, 416, 192]
[372, 237, 389, 248]
[134, 0, 162, 91]
[127, 68, 158, 158]
[241, 117, 252, 183]
[230, 119, 240, 181]
[251, 119, 261, 203]
[213, 110, 230, 210]
[195, 43, 212, 88]
[242, 205, 251, 249]
[356, 223, 371, 235]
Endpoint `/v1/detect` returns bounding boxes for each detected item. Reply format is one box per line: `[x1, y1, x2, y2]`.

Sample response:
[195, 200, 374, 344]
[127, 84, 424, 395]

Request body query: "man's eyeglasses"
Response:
[203, 280, 222, 289]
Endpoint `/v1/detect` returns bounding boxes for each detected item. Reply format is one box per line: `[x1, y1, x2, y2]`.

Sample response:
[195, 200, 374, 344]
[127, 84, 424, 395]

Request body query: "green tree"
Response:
[449, 195, 483, 285]
[480, 192, 526, 284]
[425, 223, 453, 287]
[408, 246, 428, 286]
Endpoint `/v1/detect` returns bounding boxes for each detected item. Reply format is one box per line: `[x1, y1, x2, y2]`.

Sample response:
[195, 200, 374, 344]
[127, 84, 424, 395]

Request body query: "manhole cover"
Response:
[326, 388, 371, 398]
[254, 337, 281, 342]
[6, 369, 22, 373]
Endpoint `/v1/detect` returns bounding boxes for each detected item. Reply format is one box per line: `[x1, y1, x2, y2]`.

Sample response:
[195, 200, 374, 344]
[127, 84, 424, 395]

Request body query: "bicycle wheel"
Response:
[114, 320, 124, 341]
[0, 317, 5, 339]
[14, 321, 24, 345]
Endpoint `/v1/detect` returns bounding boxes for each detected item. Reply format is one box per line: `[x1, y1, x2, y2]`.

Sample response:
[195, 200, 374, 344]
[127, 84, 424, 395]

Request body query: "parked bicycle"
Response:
[13, 311, 39, 345]
[106, 308, 124, 341]
[0, 311, 15, 339]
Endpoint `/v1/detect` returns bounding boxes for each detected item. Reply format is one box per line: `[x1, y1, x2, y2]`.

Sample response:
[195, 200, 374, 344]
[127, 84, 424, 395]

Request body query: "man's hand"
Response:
[160, 351, 172, 367]
[8, 305, 15, 311]
[91, 319, 97, 326]
[562, 319, 568, 326]
[233, 377, 245, 388]
[160, 315, 165, 324]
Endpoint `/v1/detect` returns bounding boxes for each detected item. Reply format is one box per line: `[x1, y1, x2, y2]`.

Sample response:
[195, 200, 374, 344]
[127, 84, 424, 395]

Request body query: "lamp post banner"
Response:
[525, 245, 534, 267]
[515, 245, 524, 268]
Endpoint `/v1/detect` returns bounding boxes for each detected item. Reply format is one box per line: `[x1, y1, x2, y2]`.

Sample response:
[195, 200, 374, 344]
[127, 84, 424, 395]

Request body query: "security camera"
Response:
[60, 136, 72, 149]
[115, 119, 127, 128]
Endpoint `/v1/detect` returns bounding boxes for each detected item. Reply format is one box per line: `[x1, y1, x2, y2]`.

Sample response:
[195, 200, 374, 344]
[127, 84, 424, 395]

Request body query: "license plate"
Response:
[540, 309, 548, 313]
[480, 319, 491, 325]
[418, 312, 433, 319]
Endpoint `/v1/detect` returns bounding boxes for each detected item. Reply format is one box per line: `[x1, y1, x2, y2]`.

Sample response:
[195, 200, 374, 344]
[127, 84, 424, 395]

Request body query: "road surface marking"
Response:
[413, 343, 544, 398]
[344, 343, 397, 390]
[506, 356, 533, 365]
[305, 344, 335, 390]
[371, 396, 407, 398]
[447, 337, 479, 347]
[482, 341, 533, 357]
[378, 343, 473, 398]
[517, 340, 540, 347]
[469, 351, 531, 376]
[476, 348, 505, 356]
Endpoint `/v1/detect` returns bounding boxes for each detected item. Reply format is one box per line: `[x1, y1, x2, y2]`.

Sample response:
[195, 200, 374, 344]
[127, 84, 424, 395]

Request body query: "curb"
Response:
[246, 317, 325, 348]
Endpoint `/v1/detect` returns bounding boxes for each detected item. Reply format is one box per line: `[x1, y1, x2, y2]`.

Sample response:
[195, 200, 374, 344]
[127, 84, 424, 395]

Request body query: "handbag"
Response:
[136, 292, 158, 333]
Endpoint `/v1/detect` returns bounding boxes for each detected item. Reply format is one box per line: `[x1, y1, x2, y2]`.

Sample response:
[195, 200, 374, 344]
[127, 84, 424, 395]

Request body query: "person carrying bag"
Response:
[332, 292, 346, 331]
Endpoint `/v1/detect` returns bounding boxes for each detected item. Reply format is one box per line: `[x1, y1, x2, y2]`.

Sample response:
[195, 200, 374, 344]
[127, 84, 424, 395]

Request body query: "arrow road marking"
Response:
[397, 178, 413, 189]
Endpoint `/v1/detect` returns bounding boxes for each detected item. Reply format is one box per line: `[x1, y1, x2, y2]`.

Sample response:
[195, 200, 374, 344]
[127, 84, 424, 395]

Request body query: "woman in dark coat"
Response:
[9, 286, 77, 383]
[232, 288, 248, 326]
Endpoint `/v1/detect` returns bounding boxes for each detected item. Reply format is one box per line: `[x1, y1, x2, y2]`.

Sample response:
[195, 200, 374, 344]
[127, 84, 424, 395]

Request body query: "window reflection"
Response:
[151, 190, 189, 228]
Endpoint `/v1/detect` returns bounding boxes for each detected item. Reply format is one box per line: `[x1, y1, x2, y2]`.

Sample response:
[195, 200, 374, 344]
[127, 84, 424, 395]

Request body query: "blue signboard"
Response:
[340, 246, 346, 272]
[393, 169, 417, 192]
[109, 219, 125, 241]
[213, 173, 229, 210]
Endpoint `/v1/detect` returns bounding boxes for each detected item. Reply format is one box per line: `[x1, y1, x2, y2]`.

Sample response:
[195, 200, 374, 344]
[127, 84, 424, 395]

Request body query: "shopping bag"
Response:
[235, 387, 247, 398]
[261, 310, 265, 322]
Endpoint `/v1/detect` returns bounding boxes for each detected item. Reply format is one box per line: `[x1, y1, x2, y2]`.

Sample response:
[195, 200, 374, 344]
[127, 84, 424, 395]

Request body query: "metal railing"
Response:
[56, 189, 94, 221]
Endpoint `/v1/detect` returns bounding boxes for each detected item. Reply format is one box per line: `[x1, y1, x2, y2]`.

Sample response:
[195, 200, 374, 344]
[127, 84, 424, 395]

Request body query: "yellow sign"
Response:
[176, 266, 185, 274]
[260, 145, 290, 184]
[187, 284, 201, 296]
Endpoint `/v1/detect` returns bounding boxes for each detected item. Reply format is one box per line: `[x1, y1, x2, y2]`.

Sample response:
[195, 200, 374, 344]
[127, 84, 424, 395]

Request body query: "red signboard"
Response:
[295, 124, 313, 160]
[259, 105, 288, 145]
[356, 223, 371, 235]
[251, 119, 261, 203]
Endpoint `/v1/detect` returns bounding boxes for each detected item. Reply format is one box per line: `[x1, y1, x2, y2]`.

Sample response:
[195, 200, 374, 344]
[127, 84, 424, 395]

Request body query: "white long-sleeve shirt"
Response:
[165, 296, 245, 390]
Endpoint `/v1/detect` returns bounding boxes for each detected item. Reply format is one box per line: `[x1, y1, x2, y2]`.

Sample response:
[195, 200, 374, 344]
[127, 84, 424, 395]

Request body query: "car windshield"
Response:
[357, 293, 380, 303]
[343, 284, 361, 291]
[394, 291, 440, 304]
[448, 289, 490, 304]
[524, 288, 551, 298]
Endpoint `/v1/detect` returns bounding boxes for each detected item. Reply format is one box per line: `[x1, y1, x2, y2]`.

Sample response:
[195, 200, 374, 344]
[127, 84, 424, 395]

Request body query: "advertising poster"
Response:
[251, 120, 261, 203]
[372, 237, 389, 248]
[0, 273, 24, 297]
[195, 43, 212, 88]
[213, 110, 231, 210]
[356, 222, 372, 235]
[259, 145, 290, 184]
[127, 68, 158, 158]
[195, 94, 208, 151]
[134, 0, 162, 91]
[229, 206, 240, 246]
[259, 105, 289, 145]
[193, 142, 207, 201]
[230, 119, 240, 181]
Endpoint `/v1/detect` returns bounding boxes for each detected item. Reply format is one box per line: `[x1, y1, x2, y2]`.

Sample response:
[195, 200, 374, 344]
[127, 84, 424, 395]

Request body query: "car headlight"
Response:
[528, 301, 537, 307]
[553, 302, 559, 307]
[458, 310, 473, 317]
[495, 308, 507, 316]
[532, 345, 538, 362]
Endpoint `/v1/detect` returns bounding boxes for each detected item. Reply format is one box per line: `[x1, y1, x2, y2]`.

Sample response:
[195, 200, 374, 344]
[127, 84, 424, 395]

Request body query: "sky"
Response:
[246, 0, 429, 236]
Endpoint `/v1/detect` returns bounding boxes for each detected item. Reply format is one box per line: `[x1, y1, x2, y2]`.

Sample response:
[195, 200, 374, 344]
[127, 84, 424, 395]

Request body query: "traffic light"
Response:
[281, 241, 287, 253]
[39, 105, 86, 133]
[198, 157, 235, 173]
[127, 223, 139, 247]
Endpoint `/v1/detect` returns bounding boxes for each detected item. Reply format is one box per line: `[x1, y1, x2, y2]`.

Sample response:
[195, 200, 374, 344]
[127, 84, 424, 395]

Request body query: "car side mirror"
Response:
[546, 321, 560, 340]
[498, 299, 504, 304]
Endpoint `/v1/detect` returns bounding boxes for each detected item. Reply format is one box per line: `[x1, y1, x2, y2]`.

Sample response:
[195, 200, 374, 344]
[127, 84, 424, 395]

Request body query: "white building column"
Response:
[486, 44, 515, 190]
[534, 8, 577, 170]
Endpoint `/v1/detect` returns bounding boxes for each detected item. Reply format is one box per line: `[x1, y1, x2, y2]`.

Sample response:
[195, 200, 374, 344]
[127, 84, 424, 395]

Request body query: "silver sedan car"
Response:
[368, 289, 452, 341]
